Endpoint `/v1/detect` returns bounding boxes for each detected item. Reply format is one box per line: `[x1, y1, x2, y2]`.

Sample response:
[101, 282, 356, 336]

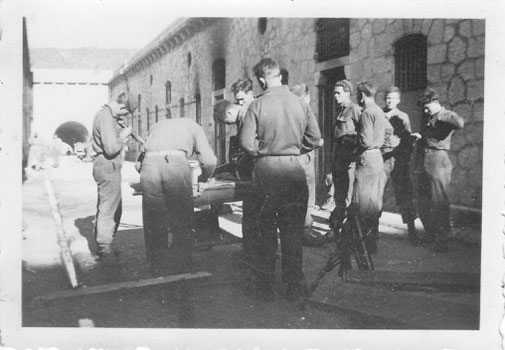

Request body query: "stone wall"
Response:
[110, 17, 484, 210]
[347, 18, 484, 209]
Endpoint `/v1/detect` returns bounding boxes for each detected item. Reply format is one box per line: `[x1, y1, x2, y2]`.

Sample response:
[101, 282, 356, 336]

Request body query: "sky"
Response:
[22, 0, 179, 49]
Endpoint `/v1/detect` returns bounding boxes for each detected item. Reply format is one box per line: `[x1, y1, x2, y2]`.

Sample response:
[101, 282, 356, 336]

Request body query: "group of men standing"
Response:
[90, 56, 464, 308]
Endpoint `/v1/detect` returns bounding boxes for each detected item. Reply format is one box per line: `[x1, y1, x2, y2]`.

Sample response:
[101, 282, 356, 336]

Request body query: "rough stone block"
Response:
[363, 60, 373, 77]
[441, 63, 456, 82]
[428, 43, 447, 64]
[475, 57, 485, 79]
[453, 102, 472, 122]
[421, 19, 433, 35]
[467, 35, 485, 58]
[457, 60, 476, 81]
[466, 79, 484, 102]
[411, 19, 423, 33]
[372, 19, 386, 34]
[458, 145, 480, 169]
[448, 36, 467, 64]
[350, 19, 361, 34]
[350, 32, 361, 49]
[448, 76, 466, 104]
[428, 19, 444, 45]
[372, 57, 391, 74]
[362, 23, 372, 41]
[464, 121, 483, 145]
[403, 19, 413, 33]
[427, 64, 441, 84]
[458, 20, 472, 38]
[358, 40, 369, 58]
[374, 33, 395, 57]
[472, 19, 485, 36]
[443, 25, 456, 42]
[472, 101, 484, 121]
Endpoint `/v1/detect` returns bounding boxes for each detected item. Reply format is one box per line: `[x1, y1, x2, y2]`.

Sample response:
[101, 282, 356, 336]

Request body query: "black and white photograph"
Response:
[1, 0, 504, 349]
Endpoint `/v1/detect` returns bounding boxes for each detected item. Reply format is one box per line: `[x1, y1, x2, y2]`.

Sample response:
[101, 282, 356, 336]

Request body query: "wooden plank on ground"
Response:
[34, 271, 212, 302]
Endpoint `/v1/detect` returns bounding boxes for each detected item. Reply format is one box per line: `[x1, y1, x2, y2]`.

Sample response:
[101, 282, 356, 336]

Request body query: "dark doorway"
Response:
[317, 66, 347, 186]
[54, 121, 89, 148]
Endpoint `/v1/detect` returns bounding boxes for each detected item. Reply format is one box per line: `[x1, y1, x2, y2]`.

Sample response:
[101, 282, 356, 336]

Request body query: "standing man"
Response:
[328, 80, 361, 235]
[417, 88, 464, 252]
[138, 118, 217, 274]
[291, 83, 326, 246]
[381, 86, 420, 245]
[352, 82, 386, 249]
[240, 58, 321, 304]
[91, 92, 136, 259]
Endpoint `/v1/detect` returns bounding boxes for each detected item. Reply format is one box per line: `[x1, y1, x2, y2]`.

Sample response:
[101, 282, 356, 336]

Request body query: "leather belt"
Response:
[144, 150, 186, 157]
[423, 148, 446, 153]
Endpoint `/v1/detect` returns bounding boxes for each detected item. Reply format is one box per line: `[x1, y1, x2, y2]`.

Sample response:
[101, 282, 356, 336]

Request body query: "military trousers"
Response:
[331, 153, 356, 221]
[92, 154, 122, 254]
[383, 157, 417, 224]
[418, 150, 452, 244]
[251, 155, 308, 287]
[140, 151, 194, 273]
[352, 149, 385, 233]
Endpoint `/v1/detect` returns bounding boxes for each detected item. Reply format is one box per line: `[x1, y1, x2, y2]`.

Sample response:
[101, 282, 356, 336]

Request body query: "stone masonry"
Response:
[109, 17, 484, 211]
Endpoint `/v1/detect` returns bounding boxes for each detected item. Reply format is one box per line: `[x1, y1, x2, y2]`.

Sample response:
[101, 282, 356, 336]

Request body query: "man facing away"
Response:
[381, 86, 421, 245]
[137, 117, 217, 274]
[291, 83, 326, 247]
[91, 92, 136, 259]
[240, 58, 321, 305]
[417, 88, 464, 252]
[352, 81, 386, 250]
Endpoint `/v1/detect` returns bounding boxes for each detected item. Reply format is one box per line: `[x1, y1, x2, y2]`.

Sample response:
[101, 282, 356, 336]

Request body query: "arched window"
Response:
[165, 81, 172, 104]
[212, 58, 226, 91]
[195, 93, 201, 125]
[315, 18, 350, 62]
[136, 94, 142, 134]
[180, 98, 185, 118]
[155, 105, 159, 123]
[394, 34, 427, 91]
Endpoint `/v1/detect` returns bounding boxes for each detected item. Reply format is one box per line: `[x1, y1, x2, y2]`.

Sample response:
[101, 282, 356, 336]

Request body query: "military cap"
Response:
[418, 88, 439, 105]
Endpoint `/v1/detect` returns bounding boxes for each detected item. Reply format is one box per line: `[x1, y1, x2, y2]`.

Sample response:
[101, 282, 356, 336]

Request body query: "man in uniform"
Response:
[352, 82, 386, 249]
[137, 117, 217, 273]
[328, 80, 361, 237]
[291, 83, 326, 247]
[240, 58, 321, 305]
[417, 88, 464, 252]
[91, 92, 136, 259]
[381, 86, 421, 245]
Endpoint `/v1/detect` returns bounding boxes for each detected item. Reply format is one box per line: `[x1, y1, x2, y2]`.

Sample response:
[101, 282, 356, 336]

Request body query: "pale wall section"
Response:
[32, 68, 110, 143]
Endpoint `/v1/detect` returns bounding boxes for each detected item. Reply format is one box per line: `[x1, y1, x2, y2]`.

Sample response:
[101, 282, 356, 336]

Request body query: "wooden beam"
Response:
[33, 271, 212, 302]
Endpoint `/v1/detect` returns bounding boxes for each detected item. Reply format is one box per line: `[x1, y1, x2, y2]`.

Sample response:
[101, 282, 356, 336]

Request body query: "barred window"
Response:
[315, 18, 350, 62]
[212, 58, 226, 91]
[394, 34, 427, 91]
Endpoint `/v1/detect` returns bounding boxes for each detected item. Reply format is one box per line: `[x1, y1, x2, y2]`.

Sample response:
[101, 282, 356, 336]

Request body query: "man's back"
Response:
[241, 85, 320, 156]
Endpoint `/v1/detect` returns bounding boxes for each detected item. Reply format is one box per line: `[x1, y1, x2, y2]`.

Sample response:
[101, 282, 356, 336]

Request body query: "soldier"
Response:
[291, 83, 326, 247]
[240, 58, 321, 305]
[137, 117, 217, 274]
[91, 92, 136, 259]
[381, 86, 421, 245]
[417, 88, 464, 252]
[352, 81, 387, 250]
[328, 80, 361, 237]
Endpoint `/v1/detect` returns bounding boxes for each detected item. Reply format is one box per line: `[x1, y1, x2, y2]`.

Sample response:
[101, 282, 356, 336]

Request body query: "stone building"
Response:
[22, 17, 34, 171]
[109, 17, 484, 211]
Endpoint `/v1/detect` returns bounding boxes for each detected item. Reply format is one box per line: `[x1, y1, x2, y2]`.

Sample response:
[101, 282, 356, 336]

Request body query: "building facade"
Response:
[109, 17, 484, 210]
